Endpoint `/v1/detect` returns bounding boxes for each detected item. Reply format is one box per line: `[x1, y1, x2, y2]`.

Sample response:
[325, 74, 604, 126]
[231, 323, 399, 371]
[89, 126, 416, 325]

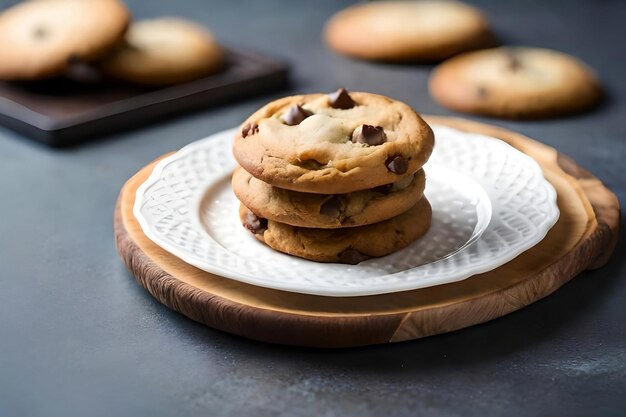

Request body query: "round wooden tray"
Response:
[114, 116, 619, 348]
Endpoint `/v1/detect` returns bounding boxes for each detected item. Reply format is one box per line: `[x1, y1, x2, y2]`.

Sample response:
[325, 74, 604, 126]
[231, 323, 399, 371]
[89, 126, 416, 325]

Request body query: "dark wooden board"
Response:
[0, 48, 288, 147]
[114, 117, 620, 348]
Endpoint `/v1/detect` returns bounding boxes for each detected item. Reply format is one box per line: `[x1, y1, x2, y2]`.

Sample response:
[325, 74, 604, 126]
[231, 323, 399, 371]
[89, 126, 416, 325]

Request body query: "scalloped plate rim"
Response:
[133, 125, 559, 297]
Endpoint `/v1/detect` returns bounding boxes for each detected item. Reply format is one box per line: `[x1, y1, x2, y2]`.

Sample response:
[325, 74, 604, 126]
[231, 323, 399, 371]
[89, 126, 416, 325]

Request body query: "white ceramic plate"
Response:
[134, 125, 559, 297]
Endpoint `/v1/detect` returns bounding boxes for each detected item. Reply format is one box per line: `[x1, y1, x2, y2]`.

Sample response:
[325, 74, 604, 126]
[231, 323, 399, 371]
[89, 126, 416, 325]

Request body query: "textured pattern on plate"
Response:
[134, 125, 559, 296]
[200, 166, 490, 276]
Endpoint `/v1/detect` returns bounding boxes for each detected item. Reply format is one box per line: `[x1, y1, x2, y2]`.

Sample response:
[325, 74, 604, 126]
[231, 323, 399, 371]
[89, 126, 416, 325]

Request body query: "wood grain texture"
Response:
[114, 116, 620, 348]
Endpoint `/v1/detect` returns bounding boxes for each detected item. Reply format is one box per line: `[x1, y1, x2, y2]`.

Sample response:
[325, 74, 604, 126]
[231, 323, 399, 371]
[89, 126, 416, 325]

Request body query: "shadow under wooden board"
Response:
[114, 116, 620, 348]
[0, 48, 288, 147]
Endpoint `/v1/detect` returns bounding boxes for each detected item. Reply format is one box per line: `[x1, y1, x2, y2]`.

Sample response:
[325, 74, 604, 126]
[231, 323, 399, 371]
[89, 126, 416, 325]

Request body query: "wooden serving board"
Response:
[114, 117, 620, 348]
[0, 48, 287, 147]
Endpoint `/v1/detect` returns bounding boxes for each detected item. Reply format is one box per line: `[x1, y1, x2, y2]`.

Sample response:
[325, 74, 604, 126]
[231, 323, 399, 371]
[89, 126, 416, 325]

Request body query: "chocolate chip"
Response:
[476, 85, 489, 99]
[32, 26, 48, 40]
[339, 248, 371, 265]
[243, 211, 267, 235]
[385, 155, 408, 174]
[351, 124, 386, 146]
[504, 51, 522, 71]
[241, 122, 259, 138]
[319, 196, 341, 218]
[328, 88, 356, 109]
[372, 184, 392, 195]
[282, 105, 312, 126]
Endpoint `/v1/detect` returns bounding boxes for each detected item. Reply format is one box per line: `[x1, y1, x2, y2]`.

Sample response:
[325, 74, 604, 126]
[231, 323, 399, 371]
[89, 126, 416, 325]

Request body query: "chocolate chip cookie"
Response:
[0, 0, 130, 80]
[324, 1, 496, 62]
[232, 166, 426, 228]
[429, 47, 602, 119]
[101, 18, 223, 85]
[233, 89, 434, 194]
[239, 197, 432, 264]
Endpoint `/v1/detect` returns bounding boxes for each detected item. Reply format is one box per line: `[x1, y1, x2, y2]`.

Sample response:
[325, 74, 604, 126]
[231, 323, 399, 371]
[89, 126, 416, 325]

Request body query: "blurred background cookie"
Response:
[0, 0, 130, 80]
[429, 47, 602, 119]
[324, 0, 496, 62]
[101, 18, 223, 85]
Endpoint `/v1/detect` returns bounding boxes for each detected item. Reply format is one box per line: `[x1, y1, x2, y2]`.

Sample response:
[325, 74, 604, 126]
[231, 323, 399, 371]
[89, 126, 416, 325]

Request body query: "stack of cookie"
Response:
[232, 89, 435, 264]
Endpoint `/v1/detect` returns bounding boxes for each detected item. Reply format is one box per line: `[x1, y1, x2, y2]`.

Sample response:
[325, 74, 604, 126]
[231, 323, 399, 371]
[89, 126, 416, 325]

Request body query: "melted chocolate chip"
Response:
[476, 85, 489, 99]
[282, 105, 312, 126]
[319, 196, 341, 218]
[339, 248, 371, 265]
[32, 26, 48, 40]
[243, 211, 267, 235]
[504, 51, 523, 71]
[372, 184, 392, 195]
[351, 124, 386, 146]
[328, 88, 356, 109]
[241, 122, 259, 138]
[385, 155, 408, 174]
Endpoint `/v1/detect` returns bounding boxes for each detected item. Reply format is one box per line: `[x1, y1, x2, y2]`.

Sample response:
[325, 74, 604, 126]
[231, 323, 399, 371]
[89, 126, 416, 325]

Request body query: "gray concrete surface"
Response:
[0, 1, 624, 416]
